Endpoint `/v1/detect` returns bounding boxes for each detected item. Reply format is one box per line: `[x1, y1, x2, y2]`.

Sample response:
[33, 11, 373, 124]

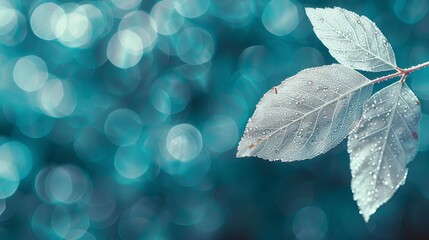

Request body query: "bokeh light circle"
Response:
[166, 123, 203, 161]
[118, 11, 158, 51]
[176, 27, 215, 65]
[37, 78, 76, 118]
[393, 0, 428, 24]
[30, 2, 66, 41]
[0, 2, 27, 46]
[262, 0, 299, 36]
[13, 55, 48, 92]
[107, 30, 144, 68]
[0, 2, 17, 35]
[174, 0, 211, 18]
[0, 141, 33, 179]
[38, 79, 63, 111]
[110, 0, 142, 11]
[150, 73, 191, 115]
[0, 159, 20, 199]
[114, 143, 152, 179]
[104, 108, 142, 146]
[238, 45, 275, 78]
[203, 115, 238, 153]
[50, 205, 90, 239]
[293, 206, 328, 240]
[209, 0, 254, 27]
[32, 204, 90, 240]
[35, 165, 90, 204]
[57, 4, 92, 48]
[150, 0, 185, 35]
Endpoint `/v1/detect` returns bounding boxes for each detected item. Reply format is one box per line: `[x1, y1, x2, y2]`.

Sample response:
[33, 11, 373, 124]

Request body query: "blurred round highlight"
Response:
[35, 165, 90, 204]
[393, 0, 428, 24]
[114, 143, 152, 179]
[262, 0, 299, 36]
[203, 115, 238, 153]
[150, 73, 191, 115]
[30, 2, 66, 41]
[238, 45, 275, 78]
[56, 4, 92, 48]
[166, 123, 203, 161]
[0, 2, 17, 35]
[32, 204, 90, 240]
[0, 1, 26, 46]
[104, 108, 142, 146]
[150, 0, 184, 35]
[0, 158, 20, 199]
[107, 30, 144, 68]
[232, 69, 267, 106]
[37, 78, 76, 118]
[174, 0, 211, 18]
[176, 27, 215, 65]
[210, 0, 254, 27]
[0, 141, 33, 180]
[110, 0, 142, 11]
[293, 206, 328, 240]
[118, 11, 158, 51]
[13, 55, 48, 92]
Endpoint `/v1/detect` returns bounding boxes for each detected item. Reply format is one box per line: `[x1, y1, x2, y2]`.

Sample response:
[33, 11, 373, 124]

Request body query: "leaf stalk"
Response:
[371, 60, 429, 84]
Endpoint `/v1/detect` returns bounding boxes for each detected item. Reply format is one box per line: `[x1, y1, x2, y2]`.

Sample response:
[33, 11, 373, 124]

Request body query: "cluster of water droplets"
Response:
[237, 64, 373, 162]
[307, 7, 397, 72]
[348, 81, 421, 221]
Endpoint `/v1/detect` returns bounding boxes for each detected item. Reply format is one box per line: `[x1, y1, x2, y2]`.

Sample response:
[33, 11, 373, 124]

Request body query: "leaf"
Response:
[237, 64, 373, 162]
[348, 82, 421, 222]
[306, 7, 397, 72]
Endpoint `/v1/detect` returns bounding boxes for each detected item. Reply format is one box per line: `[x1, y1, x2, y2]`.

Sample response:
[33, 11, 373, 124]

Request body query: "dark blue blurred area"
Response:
[0, 0, 429, 239]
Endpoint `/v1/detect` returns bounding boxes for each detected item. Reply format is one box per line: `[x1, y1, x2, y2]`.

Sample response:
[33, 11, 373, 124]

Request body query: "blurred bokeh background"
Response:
[0, 0, 429, 239]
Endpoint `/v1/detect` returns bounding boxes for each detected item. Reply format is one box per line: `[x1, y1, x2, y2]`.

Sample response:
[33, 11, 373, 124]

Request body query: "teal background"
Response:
[0, 0, 429, 239]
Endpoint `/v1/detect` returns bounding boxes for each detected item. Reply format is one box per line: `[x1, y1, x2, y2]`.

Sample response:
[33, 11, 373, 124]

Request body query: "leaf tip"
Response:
[363, 215, 370, 223]
[362, 210, 373, 223]
[236, 141, 250, 158]
[358, 206, 374, 223]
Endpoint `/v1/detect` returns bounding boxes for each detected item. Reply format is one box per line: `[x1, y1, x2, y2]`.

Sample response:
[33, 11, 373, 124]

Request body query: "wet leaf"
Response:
[237, 64, 373, 161]
[348, 82, 421, 222]
[306, 7, 397, 72]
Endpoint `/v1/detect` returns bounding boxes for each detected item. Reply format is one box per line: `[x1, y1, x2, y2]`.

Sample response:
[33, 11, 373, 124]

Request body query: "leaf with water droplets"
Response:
[306, 7, 397, 72]
[348, 82, 421, 222]
[237, 64, 373, 161]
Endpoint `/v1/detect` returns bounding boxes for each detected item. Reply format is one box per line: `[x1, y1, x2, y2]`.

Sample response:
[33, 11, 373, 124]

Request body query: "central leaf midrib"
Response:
[369, 83, 403, 202]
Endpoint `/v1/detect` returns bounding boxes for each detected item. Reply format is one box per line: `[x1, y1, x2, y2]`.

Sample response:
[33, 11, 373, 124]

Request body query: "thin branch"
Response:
[371, 60, 429, 84]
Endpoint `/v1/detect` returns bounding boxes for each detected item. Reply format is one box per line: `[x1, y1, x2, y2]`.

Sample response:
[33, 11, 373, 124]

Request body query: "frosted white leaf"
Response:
[306, 7, 397, 72]
[237, 64, 373, 161]
[348, 82, 421, 222]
